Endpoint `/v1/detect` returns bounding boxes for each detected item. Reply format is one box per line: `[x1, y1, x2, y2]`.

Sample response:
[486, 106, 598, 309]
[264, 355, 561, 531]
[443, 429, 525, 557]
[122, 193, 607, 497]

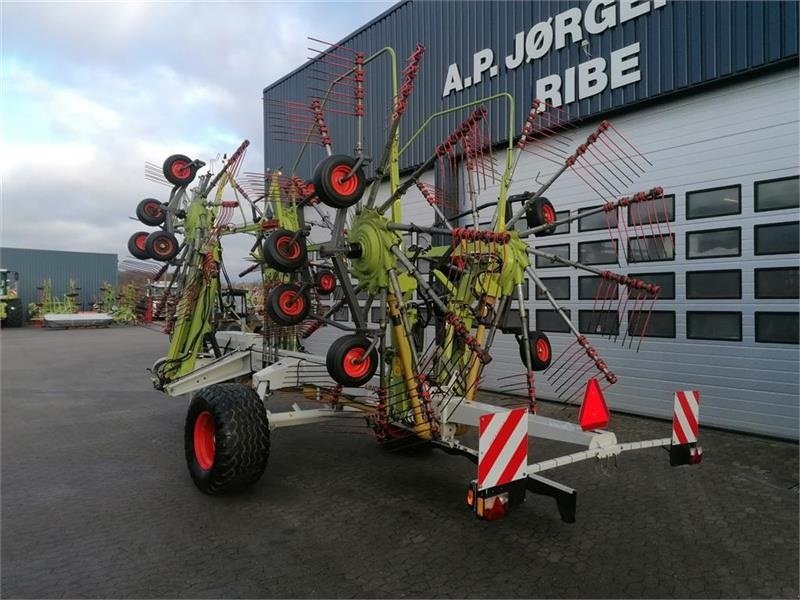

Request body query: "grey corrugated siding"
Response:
[0, 248, 118, 316]
[263, 0, 798, 177]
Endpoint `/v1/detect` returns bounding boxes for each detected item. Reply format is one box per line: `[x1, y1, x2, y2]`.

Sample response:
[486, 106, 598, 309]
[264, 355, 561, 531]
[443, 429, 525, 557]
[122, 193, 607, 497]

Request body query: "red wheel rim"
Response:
[171, 159, 192, 180]
[153, 236, 175, 257]
[542, 204, 556, 224]
[144, 201, 163, 218]
[342, 347, 370, 379]
[319, 273, 336, 293]
[276, 235, 301, 260]
[134, 234, 147, 251]
[535, 338, 551, 362]
[278, 290, 305, 316]
[193, 411, 215, 470]
[330, 164, 358, 196]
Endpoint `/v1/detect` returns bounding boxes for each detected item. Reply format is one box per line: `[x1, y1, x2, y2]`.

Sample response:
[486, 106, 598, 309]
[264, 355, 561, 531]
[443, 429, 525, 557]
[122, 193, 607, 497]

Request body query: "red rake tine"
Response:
[636, 294, 659, 351]
[597, 134, 644, 179]
[587, 142, 635, 187]
[608, 122, 653, 167]
[603, 126, 650, 174]
[307, 36, 359, 55]
[522, 147, 566, 166]
[576, 152, 624, 198]
[547, 346, 586, 388]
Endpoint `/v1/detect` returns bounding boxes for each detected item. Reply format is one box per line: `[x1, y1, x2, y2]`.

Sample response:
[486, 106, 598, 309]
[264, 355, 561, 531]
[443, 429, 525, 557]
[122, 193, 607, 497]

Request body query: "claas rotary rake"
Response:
[133, 39, 702, 522]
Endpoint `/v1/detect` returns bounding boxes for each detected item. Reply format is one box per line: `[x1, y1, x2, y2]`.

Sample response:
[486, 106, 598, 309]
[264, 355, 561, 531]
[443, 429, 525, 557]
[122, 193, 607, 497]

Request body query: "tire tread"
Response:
[185, 383, 270, 494]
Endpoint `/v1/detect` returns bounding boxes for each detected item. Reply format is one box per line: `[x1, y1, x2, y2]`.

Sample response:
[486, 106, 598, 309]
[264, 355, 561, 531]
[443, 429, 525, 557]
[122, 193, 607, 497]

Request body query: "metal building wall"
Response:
[264, 0, 799, 177]
[274, 0, 799, 438]
[480, 68, 799, 440]
[302, 68, 799, 440]
[0, 248, 118, 314]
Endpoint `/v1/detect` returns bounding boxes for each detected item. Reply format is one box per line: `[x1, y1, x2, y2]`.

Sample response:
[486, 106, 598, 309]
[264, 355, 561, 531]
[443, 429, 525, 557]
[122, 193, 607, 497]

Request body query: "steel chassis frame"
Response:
[158, 331, 675, 521]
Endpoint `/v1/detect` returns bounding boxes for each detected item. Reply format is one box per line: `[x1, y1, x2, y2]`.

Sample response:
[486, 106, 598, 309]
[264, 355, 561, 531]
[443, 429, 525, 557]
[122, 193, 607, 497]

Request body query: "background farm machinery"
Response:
[0, 269, 23, 327]
[131, 40, 702, 521]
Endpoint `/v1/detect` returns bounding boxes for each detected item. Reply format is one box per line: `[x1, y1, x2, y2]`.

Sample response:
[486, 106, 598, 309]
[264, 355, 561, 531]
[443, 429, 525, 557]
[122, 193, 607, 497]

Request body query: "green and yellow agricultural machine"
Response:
[132, 40, 701, 521]
[0, 269, 23, 327]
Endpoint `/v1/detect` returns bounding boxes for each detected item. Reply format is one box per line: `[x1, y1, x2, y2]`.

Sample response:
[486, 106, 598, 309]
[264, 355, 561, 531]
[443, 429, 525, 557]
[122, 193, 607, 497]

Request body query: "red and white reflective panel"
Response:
[672, 390, 700, 445]
[478, 408, 528, 491]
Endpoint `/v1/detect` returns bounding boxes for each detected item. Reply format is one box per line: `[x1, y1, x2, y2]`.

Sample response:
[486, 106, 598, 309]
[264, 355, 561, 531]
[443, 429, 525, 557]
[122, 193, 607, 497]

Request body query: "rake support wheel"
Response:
[312, 154, 366, 209]
[136, 198, 166, 226]
[266, 283, 311, 326]
[525, 197, 557, 234]
[128, 231, 151, 260]
[262, 229, 307, 273]
[518, 330, 552, 371]
[184, 383, 270, 494]
[163, 154, 197, 186]
[145, 231, 180, 262]
[326, 334, 378, 387]
[314, 269, 337, 295]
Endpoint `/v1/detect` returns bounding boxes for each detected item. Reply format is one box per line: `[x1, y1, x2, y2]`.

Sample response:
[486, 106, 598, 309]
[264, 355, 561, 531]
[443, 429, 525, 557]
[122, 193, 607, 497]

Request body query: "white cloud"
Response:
[0, 0, 395, 275]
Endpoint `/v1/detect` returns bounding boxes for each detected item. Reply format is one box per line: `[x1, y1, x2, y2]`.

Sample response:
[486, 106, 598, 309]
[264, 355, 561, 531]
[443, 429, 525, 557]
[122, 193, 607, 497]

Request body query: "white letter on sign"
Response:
[554, 7, 583, 50]
[526, 19, 554, 62]
[473, 48, 494, 84]
[563, 66, 576, 104]
[578, 57, 608, 100]
[506, 31, 525, 70]
[442, 63, 463, 97]
[536, 74, 563, 108]
[620, 0, 652, 23]
[585, 0, 617, 34]
[611, 43, 641, 89]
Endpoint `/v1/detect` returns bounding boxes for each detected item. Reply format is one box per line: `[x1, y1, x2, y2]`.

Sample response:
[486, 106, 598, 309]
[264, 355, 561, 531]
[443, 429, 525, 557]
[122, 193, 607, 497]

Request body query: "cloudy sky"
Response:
[1, 0, 393, 274]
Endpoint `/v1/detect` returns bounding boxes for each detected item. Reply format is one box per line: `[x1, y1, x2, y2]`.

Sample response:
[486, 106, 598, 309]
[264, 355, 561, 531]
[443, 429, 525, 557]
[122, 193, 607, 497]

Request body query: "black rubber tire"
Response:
[265, 283, 311, 326]
[128, 231, 151, 260]
[525, 197, 557, 235]
[262, 229, 307, 272]
[184, 383, 270, 495]
[145, 231, 180, 262]
[136, 198, 166, 226]
[326, 334, 378, 387]
[518, 330, 552, 371]
[163, 154, 197, 186]
[312, 154, 366, 209]
[314, 269, 337, 295]
[3, 298, 23, 327]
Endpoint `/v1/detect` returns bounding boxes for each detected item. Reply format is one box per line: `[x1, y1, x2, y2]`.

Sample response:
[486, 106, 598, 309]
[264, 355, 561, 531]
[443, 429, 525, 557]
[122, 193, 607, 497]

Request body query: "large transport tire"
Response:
[128, 231, 151, 260]
[525, 197, 557, 234]
[265, 283, 311, 326]
[312, 154, 366, 209]
[136, 198, 166, 226]
[262, 229, 307, 273]
[184, 383, 270, 495]
[163, 154, 197, 186]
[326, 334, 378, 387]
[3, 298, 23, 327]
[145, 230, 180, 262]
[518, 330, 552, 371]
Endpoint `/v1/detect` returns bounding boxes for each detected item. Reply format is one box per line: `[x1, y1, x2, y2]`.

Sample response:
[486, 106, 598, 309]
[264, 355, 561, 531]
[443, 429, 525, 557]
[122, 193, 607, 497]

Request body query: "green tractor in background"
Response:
[0, 269, 23, 327]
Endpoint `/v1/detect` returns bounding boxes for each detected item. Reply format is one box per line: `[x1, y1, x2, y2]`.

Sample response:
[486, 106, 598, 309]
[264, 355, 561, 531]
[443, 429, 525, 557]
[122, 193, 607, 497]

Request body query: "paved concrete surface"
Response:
[1, 326, 797, 599]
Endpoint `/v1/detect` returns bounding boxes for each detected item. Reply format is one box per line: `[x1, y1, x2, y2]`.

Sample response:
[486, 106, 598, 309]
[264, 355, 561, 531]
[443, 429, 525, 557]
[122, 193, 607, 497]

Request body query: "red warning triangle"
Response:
[578, 378, 610, 431]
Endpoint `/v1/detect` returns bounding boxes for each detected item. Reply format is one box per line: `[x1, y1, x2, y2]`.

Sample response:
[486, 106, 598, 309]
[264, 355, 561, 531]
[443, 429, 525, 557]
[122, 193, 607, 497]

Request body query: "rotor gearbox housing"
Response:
[346, 209, 400, 295]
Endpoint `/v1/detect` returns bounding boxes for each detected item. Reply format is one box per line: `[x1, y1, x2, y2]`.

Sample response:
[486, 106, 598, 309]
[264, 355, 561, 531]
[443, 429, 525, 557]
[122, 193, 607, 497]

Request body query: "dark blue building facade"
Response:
[263, 0, 798, 177]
